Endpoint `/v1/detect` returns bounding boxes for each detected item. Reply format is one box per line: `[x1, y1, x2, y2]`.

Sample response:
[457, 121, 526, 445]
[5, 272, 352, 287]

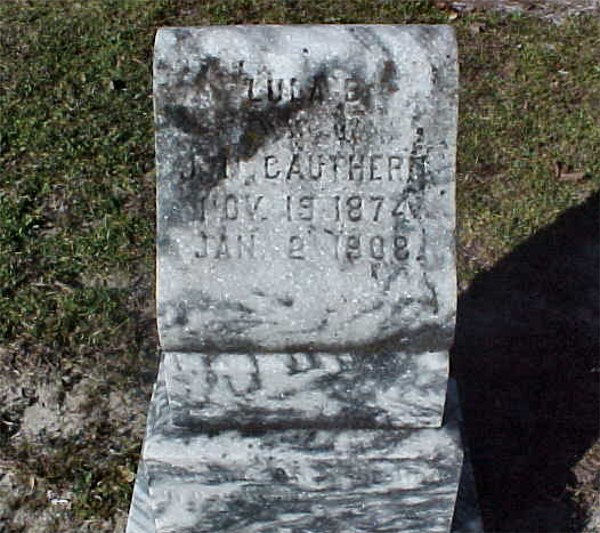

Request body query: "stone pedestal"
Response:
[127, 25, 480, 532]
[128, 366, 478, 533]
[163, 350, 449, 429]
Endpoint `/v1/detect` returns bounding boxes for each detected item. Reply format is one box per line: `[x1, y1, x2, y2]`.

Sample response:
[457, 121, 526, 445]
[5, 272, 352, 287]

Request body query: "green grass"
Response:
[456, 12, 600, 282]
[0, 1, 160, 348]
[0, 0, 598, 527]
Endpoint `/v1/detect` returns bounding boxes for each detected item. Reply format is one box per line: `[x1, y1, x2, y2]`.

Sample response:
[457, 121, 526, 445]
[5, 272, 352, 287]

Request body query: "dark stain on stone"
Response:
[272, 467, 289, 483]
[277, 296, 294, 307]
[174, 302, 188, 327]
[431, 65, 439, 85]
[236, 102, 309, 160]
[154, 59, 168, 71]
[161, 292, 265, 346]
[309, 69, 329, 101]
[380, 59, 398, 93]
[173, 28, 192, 43]
[164, 103, 208, 137]
[239, 426, 267, 437]
[422, 272, 439, 316]
[233, 302, 255, 315]
[158, 59, 336, 227]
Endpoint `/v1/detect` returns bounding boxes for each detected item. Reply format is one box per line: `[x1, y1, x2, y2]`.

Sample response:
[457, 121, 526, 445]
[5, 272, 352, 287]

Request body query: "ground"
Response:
[0, 1, 598, 532]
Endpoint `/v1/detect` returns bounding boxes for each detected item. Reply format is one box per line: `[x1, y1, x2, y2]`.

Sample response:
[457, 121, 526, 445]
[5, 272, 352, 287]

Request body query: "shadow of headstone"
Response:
[453, 192, 599, 532]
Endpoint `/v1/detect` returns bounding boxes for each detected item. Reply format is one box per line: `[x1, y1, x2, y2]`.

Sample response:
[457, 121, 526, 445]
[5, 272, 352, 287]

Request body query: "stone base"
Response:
[164, 349, 449, 429]
[127, 456, 482, 533]
[126, 461, 154, 533]
[127, 363, 479, 532]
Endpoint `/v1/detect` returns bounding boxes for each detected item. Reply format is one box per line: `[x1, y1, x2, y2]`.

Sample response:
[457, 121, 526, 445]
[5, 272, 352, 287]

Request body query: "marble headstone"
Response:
[127, 25, 473, 533]
[154, 25, 458, 428]
[155, 25, 457, 352]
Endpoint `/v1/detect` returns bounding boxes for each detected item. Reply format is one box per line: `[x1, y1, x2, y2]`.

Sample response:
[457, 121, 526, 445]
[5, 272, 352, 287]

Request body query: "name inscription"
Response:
[245, 75, 366, 104]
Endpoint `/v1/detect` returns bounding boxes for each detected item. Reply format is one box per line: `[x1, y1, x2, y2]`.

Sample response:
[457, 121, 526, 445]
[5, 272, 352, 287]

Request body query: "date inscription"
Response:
[193, 193, 412, 224]
[191, 230, 409, 264]
[189, 191, 414, 264]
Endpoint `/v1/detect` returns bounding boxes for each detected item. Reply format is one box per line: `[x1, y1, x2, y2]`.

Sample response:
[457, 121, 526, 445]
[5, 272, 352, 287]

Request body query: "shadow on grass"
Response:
[453, 192, 599, 532]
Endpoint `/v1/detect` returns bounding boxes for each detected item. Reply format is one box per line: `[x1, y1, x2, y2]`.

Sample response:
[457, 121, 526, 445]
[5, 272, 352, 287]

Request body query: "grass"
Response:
[456, 11, 600, 282]
[0, 0, 598, 530]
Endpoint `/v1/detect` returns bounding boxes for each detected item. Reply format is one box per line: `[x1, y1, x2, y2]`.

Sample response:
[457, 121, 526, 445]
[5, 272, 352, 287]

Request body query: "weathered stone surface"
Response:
[125, 462, 155, 533]
[127, 368, 483, 532]
[154, 25, 458, 353]
[133, 363, 463, 532]
[163, 349, 449, 428]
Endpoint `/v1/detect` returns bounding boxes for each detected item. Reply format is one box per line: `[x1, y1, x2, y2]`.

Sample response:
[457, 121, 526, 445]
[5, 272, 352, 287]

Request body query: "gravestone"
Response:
[127, 25, 477, 532]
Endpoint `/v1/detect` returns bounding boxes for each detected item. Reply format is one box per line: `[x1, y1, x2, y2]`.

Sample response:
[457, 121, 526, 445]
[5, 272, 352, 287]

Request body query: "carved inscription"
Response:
[193, 193, 416, 224]
[263, 153, 405, 182]
[185, 68, 429, 267]
[245, 75, 363, 104]
[188, 186, 420, 264]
